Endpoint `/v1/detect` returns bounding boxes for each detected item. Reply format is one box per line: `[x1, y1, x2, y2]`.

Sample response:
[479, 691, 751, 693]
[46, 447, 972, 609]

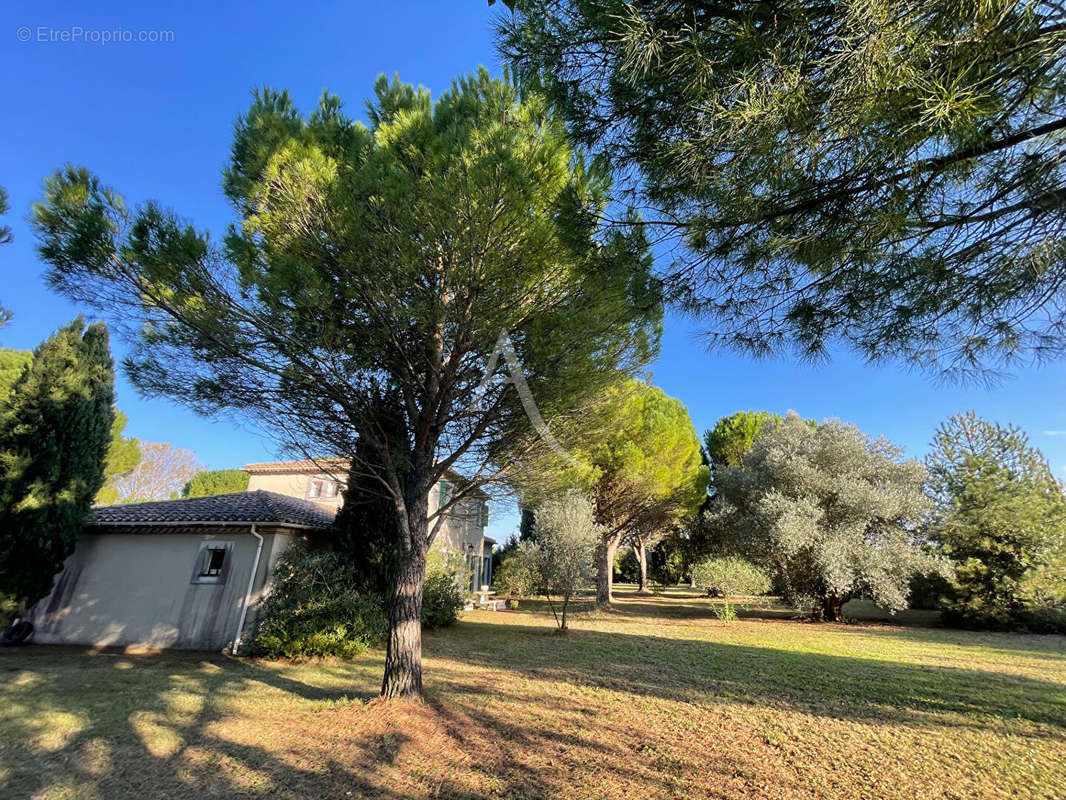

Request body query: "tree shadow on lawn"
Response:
[0, 645, 716, 800]
[4, 617, 1066, 800]
[514, 588, 796, 625]
[442, 619, 1066, 735]
[0, 647, 425, 799]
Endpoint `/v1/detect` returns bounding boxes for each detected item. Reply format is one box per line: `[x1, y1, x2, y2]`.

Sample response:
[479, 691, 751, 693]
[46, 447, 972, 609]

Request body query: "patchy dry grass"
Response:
[1, 588, 1064, 799]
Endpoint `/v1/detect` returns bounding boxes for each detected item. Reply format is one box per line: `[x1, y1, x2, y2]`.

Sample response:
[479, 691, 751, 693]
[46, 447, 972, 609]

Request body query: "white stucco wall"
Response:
[28, 527, 297, 651]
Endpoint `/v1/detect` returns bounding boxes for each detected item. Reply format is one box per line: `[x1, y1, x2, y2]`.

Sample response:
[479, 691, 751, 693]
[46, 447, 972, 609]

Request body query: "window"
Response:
[202, 547, 226, 577]
[190, 541, 234, 585]
[479, 502, 489, 527]
[438, 480, 451, 510]
[309, 478, 339, 500]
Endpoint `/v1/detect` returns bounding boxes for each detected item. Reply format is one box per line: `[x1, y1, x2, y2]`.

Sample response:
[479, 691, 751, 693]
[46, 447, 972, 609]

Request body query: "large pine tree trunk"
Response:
[381, 494, 429, 700]
[636, 537, 649, 594]
[596, 532, 622, 606]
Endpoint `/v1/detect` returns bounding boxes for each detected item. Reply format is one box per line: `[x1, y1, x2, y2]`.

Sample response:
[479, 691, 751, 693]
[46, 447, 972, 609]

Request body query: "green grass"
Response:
[2, 587, 1064, 799]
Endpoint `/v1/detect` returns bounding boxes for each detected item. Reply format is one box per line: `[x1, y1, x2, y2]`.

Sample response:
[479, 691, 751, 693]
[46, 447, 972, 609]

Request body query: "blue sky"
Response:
[3, 1, 1066, 543]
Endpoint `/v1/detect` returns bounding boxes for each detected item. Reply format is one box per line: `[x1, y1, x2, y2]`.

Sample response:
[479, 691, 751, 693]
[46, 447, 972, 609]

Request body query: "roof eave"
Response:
[86, 520, 326, 531]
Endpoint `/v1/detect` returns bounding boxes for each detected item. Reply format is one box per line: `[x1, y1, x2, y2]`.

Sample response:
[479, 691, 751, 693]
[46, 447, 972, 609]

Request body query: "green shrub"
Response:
[420, 544, 467, 630]
[711, 602, 738, 622]
[250, 543, 388, 659]
[251, 537, 470, 658]
[691, 556, 771, 622]
[494, 542, 540, 597]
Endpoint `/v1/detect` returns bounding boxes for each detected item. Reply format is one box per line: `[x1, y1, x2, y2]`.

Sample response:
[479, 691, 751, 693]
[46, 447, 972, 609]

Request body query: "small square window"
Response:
[191, 541, 233, 585]
[201, 548, 226, 577]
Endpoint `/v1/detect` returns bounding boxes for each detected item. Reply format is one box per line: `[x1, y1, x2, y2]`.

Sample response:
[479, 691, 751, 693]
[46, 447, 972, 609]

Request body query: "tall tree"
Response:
[181, 468, 250, 498]
[704, 411, 785, 473]
[500, 1, 1066, 378]
[330, 395, 405, 600]
[33, 70, 660, 698]
[3, 332, 136, 506]
[94, 411, 141, 505]
[927, 412, 1066, 628]
[711, 414, 936, 620]
[104, 441, 200, 503]
[518, 506, 537, 542]
[522, 379, 708, 605]
[0, 317, 115, 608]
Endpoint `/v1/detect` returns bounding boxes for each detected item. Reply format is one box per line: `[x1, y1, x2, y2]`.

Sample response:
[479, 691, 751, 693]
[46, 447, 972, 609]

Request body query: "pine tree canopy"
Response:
[33, 70, 661, 499]
[499, 1, 1066, 378]
[181, 468, 250, 499]
[31, 69, 661, 697]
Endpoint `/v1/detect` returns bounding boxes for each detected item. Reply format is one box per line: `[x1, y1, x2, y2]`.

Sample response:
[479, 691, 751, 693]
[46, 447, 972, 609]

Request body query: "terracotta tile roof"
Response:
[241, 458, 350, 474]
[90, 491, 337, 529]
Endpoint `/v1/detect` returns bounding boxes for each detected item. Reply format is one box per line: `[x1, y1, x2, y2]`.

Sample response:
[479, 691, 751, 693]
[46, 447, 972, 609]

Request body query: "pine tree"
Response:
[928, 412, 1066, 629]
[500, 1, 1066, 378]
[0, 317, 115, 608]
[0, 187, 12, 245]
[181, 468, 249, 498]
[34, 71, 660, 698]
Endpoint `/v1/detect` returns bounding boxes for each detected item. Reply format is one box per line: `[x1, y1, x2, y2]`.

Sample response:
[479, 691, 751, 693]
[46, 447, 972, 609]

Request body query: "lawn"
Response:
[2, 589, 1065, 800]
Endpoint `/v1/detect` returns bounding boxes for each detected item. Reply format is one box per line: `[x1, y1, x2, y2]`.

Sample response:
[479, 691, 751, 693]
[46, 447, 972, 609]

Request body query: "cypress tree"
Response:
[518, 506, 537, 542]
[330, 395, 405, 599]
[0, 317, 115, 609]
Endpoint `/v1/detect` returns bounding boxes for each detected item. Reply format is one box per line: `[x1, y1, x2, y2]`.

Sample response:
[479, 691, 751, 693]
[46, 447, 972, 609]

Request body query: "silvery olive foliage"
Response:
[690, 555, 772, 623]
[516, 491, 601, 630]
[709, 414, 938, 619]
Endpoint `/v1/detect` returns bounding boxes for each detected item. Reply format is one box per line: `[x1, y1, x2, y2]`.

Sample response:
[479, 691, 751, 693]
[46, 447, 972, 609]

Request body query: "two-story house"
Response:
[241, 459, 494, 588]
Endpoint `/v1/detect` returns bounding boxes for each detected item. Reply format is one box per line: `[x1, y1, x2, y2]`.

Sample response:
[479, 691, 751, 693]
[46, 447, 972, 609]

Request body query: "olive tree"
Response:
[690, 556, 771, 621]
[710, 414, 937, 620]
[530, 492, 601, 630]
